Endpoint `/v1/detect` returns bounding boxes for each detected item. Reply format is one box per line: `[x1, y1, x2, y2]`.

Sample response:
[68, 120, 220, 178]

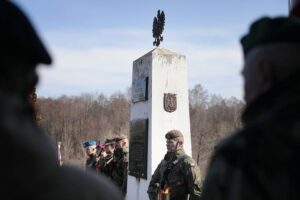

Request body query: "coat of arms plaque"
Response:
[163, 93, 177, 112]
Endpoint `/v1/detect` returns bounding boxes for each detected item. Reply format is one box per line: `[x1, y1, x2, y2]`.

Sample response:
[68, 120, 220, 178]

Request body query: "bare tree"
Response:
[37, 84, 244, 175]
[189, 84, 244, 176]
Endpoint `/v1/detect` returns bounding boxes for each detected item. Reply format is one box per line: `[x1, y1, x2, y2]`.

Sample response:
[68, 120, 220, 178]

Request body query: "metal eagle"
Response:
[152, 10, 165, 47]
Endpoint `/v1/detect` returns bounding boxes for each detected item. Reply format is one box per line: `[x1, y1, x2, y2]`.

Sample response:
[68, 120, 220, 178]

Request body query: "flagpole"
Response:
[57, 141, 63, 166]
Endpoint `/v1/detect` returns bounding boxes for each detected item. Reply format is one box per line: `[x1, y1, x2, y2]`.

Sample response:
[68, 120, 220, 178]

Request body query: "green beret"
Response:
[165, 130, 183, 140]
[241, 16, 300, 56]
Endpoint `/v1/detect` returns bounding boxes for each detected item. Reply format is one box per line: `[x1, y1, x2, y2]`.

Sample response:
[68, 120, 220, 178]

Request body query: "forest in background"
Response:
[36, 84, 244, 176]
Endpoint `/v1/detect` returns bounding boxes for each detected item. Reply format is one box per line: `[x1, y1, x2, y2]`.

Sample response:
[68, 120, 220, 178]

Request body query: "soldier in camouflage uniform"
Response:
[147, 130, 202, 200]
[99, 138, 116, 178]
[202, 17, 300, 200]
[112, 134, 129, 197]
[0, 1, 121, 199]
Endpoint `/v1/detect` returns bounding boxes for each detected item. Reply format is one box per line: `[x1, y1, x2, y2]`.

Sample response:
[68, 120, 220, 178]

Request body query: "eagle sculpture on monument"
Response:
[152, 10, 165, 47]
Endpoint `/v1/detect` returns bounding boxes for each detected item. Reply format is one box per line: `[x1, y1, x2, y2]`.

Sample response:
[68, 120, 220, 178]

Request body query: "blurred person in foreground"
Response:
[147, 130, 202, 200]
[0, 1, 121, 199]
[202, 16, 300, 200]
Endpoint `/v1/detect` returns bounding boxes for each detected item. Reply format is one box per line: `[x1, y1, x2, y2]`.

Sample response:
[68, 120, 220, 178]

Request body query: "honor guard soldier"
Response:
[99, 138, 116, 178]
[83, 140, 98, 172]
[147, 130, 202, 200]
[112, 134, 129, 197]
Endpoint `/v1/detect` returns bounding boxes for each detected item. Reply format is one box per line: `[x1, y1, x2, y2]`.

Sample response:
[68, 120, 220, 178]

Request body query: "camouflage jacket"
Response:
[202, 78, 300, 200]
[147, 149, 202, 200]
[112, 147, 129, 195]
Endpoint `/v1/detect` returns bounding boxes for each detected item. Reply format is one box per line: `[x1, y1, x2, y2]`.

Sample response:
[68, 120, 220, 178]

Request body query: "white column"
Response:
[127, 48, 191, 200]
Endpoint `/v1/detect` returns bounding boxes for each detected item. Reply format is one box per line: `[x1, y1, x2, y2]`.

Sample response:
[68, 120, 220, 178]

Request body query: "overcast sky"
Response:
[13, 0, 288, 100]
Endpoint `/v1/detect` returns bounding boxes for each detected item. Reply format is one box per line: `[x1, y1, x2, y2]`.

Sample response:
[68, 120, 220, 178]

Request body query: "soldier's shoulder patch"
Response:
[189, 162, 195, 167]
[182, 156, 196, 167]
[186, 157, 197, 167]
[186, 160, 196, 167]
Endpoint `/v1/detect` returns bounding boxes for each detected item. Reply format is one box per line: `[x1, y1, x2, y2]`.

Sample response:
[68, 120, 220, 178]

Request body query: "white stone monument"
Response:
[127, 48, 192, 200]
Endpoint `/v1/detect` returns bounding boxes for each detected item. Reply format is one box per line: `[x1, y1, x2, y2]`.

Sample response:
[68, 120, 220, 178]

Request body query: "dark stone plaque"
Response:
[132, 77, 148, 103]
[129, 119, 148, 179]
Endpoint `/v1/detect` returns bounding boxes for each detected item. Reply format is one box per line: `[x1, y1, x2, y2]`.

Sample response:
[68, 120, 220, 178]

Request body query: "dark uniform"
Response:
[83, 140, 98, 172]
[112, 135, 129, 196]
[148, 130, 202, 200]
[86, 155, 98, 170]
[100, 139, 115, 178]
[100, 152, 114, 177]
[202, 17, 300, 200]
[0, 2, 122, 199]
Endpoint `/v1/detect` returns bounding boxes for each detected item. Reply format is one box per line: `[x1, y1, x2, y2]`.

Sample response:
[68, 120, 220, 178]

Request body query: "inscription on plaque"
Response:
[132, 77, 148, 103]
[129, 119, 148, 179]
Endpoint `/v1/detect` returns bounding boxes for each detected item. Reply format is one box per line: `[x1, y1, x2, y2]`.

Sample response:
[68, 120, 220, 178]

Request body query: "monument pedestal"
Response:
[127, 48, 191, 200]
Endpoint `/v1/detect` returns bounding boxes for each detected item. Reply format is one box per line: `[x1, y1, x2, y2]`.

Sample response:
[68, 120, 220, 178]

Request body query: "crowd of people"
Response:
[83, 134, 129, 198]
[84, 129, 203, 200]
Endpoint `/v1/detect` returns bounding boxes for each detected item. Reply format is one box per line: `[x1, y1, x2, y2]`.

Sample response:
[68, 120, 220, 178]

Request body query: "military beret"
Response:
[0, 1, 52, 65]
[114, 134, 128, 142]
[165, 130, 184, 140]
[83, 140, 96, 148]
[104, 139, 115, 145]
[241, 16, 300, 56]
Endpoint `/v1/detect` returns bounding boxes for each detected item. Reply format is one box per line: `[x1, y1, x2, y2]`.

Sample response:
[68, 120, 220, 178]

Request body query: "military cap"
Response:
[241, 16, 300, 56]
[104, 139, 115, 146]
[114, 134, 128, 142]
[83, 140, 96, 148]
[0, 1, 52, 65]
[165, 130, 184, 140]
